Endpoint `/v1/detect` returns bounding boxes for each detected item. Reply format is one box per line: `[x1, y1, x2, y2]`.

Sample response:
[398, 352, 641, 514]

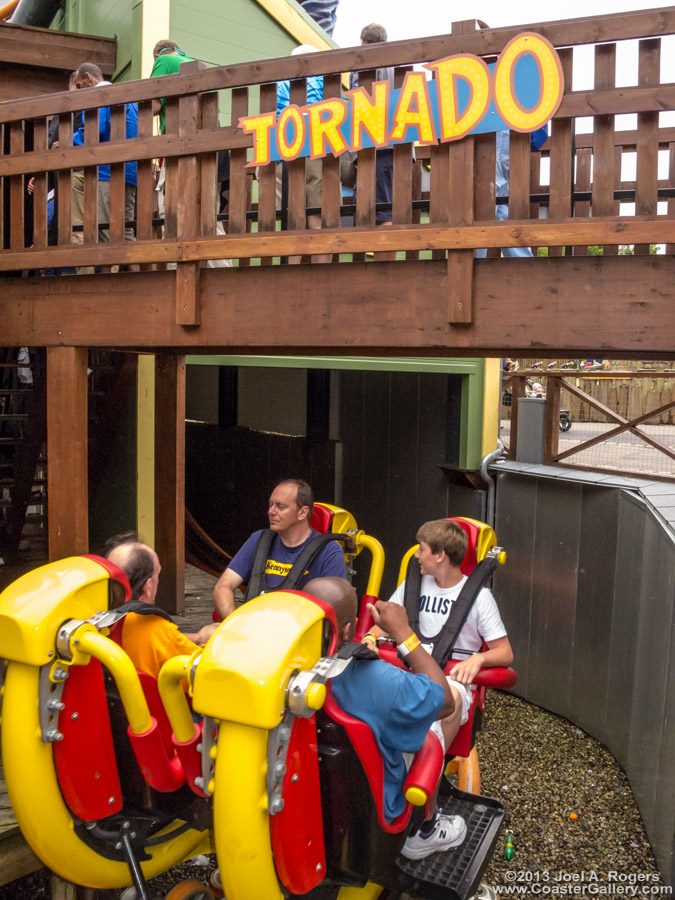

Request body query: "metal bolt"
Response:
[293, 685, 301, 695]
[316, 864, 323, 873]
[273, 761, 286, 778]
[196, 743, 203, 752]
[194, 776, 204, 788]
[279, 725, 291, 741]
[291, 774, 299, 783]
[115, 842, 122, 850]
[52, 668, 68, 681]
[47, 699, 65, 712]
[122, 821, 130, 829]
[45, 729, 64, 742]
[48, 651, 53, 658]
[270, 796, 285, 814]
[71, 712, 79, 720]
[108, 797, 116, 806]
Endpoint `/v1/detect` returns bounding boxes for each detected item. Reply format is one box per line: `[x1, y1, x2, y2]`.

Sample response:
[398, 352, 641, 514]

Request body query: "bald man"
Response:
[105, 533, 210, 679]
[304, 577, 467, 859]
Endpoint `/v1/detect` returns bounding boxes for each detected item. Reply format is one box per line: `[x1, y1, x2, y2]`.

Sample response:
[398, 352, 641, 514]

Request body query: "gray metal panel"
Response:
[528, 479, 582, 718]
[653, 598, 675, 890]
[627, 513, 675, 846]
[605, 492, 646, 768]
[493, 472, 538, 696]
[571, 485, 620, 745]
[515, 398, 546, 463]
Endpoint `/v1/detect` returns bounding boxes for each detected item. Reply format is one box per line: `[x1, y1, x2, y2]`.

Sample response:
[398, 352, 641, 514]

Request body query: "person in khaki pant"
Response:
[71, 63, 138, 273]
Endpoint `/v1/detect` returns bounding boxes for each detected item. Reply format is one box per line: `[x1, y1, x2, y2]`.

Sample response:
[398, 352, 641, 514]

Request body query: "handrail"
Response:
[1, 6, 674, 124]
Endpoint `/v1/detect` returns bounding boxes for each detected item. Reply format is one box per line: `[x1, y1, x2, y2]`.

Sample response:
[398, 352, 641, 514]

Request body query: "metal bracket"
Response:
[195, 715, 217, 797]
[266, 712, 293, 816]
[38, 661, 69, 743]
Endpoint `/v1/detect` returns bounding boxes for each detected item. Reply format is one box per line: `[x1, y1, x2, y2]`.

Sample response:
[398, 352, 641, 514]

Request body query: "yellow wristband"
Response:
[362, 632, 378, 645]
[397, 633, 421, 657]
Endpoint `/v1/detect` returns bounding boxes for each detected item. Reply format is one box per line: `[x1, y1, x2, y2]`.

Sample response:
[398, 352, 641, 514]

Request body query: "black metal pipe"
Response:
[9, 0, 62, 26]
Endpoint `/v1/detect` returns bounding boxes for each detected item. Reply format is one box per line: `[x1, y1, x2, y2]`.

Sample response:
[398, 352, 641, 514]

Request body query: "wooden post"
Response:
[47, 347, 88, 560]
[447, 19, 478, 324]
[544, 377, 561, 464]
[154, 353, 186, 615]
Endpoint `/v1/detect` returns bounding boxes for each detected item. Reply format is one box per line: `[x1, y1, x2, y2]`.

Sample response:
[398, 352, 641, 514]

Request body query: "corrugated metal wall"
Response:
[493, 471, 675, 885]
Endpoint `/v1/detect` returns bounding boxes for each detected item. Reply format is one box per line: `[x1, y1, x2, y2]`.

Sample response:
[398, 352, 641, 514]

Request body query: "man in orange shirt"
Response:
[105, 533, 210, 678]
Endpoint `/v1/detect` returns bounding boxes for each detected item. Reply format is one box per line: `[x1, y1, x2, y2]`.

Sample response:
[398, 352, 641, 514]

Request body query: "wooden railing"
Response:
[1, 8, 675, 321]
[503, 370, 675, 480]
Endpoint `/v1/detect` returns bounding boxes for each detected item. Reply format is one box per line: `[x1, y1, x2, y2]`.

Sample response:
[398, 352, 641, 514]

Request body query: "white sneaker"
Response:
[401, 813, 467, 860]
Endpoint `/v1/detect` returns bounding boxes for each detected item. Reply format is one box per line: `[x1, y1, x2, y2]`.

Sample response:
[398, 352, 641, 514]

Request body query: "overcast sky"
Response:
[331, 0, 669, 45]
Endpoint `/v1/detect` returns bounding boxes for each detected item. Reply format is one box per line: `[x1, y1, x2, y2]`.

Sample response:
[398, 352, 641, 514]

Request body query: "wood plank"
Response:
[82, 109, 99, 247]
[287, 79, 309, 236]
[0, 22, 116, 75]
[4, 256, 675, 357]
[154, 354, 186, 616]
[4, 7, 675, 127]
[163, 98, 180, 241]
[0, 830, 43, 887]
[447, 137, 475, 323]
[257, 82, 277, 265]
[199, 92, 219, 239]
[548, 47, 573, 256]
[31, 118, 48, 250]
[56, 113, 72, 247]
[9, 122, 24, 251]
[47, 347, 88, 559]
[228, 87, 249, 237]
[135, 101, 154, 243]
[668, 142, 675, 256]
[176, 262, 200, 326]
[108, 104, 126, 245]
[543, 376, 561, 463]
[635, 38, 660, 254]
[321, 74, 342, 231]
[509, 131, 531, 221]
[573, 147, 592, 255]
[1, 215, 673, 272]
[354, 70, 377, 244]
[593, 43, 618, 256]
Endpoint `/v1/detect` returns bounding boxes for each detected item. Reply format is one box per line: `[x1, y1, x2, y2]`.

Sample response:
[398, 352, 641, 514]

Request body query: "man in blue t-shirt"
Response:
[306, 576, 467, 858]
[212, 479, 345, 619]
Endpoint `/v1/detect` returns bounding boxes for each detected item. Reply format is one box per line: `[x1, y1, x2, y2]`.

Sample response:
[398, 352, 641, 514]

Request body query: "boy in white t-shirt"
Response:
[365, 519, 513, 754]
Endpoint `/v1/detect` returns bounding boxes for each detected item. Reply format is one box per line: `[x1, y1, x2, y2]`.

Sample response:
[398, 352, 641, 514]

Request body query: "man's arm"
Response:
[213, 567, 244, 619]
[449, 635, 513, 685]
[368, 600, 454, 719]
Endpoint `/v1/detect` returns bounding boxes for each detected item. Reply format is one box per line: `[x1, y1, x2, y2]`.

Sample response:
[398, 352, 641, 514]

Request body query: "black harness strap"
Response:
[244, 530, 350, 602]
[336, 641, 379, 661]
[244, 529, 277, 601]
[430, 557, 499, 666]
[120, 600, 174, 622]
[403, 554, 422, 634]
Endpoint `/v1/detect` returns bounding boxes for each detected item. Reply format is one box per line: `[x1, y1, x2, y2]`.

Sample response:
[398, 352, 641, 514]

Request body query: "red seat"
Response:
[309, 503, 335, 534]
[322, 684, 444, 832]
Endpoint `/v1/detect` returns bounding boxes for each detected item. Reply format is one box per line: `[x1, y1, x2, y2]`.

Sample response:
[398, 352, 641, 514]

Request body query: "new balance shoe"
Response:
[401, 813, 467, 860]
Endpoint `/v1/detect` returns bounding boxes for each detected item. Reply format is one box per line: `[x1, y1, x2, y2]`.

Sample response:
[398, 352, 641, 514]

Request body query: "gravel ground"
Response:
[1, 691, 668, 899]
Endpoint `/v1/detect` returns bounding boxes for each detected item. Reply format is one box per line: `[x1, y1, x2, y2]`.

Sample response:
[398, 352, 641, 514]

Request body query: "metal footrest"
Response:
[395, 787, 504, 900]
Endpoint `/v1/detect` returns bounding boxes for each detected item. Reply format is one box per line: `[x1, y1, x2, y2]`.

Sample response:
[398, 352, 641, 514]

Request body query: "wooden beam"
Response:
[4, 257, 675, 358]
[0, 831, 42, 887]
[154, 354, 186, 615]
[0, 22, 116, 76]
[1, 216, 672, 272]
[47, 348, 88, 560]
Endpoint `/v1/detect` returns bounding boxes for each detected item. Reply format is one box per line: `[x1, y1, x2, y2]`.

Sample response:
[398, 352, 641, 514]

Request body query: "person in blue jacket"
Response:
[72, 63, 138, 257]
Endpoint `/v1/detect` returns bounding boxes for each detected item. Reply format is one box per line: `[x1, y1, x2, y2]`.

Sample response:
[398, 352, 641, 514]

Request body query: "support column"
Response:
[154, 353, 186, 614]
[47, 347, 88, 560]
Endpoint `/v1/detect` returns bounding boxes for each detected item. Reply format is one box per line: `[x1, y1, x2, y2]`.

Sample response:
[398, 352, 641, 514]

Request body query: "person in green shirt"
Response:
[150, 40, 195, 134]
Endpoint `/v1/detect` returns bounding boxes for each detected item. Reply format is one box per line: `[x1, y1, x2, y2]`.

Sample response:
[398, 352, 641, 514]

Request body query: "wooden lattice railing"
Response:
[1, 8, 674, 327]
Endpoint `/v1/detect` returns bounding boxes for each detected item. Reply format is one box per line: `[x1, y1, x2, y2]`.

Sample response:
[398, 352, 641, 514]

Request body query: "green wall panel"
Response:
[66, 0, 141, 80]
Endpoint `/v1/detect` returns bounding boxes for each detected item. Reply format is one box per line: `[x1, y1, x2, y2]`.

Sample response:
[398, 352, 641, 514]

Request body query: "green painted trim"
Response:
[187, 355, 484, 375]
[460, 365, 485, 470]
[187, 354, 488, 470]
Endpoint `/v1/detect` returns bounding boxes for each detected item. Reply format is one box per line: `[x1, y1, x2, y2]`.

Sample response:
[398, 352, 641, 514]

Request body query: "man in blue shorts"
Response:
[212, 479, 346, 619]
[305, 576, 467, 857]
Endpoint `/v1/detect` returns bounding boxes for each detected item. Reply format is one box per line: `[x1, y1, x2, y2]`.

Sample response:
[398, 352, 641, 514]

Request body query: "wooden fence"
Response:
[1, 7, 675, 322]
